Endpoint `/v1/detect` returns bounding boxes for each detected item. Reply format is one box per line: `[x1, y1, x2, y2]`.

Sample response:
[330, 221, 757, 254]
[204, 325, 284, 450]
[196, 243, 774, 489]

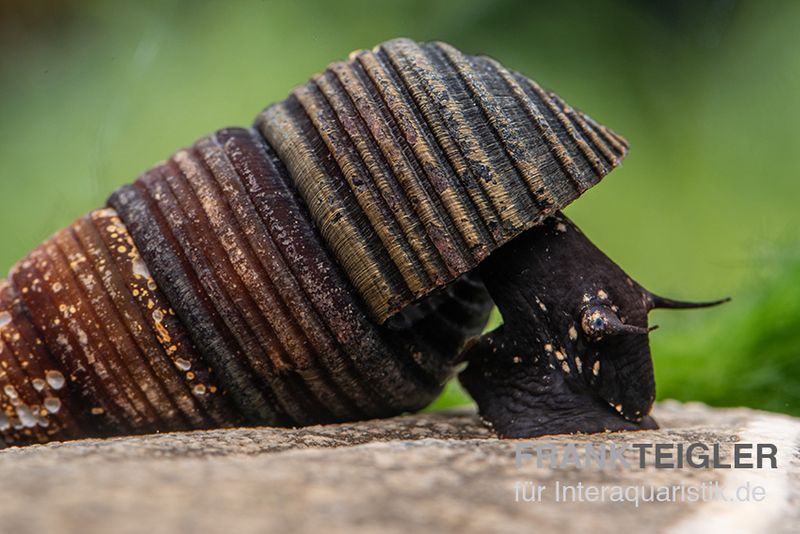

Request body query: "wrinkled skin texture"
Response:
[460, 212, 665, 438]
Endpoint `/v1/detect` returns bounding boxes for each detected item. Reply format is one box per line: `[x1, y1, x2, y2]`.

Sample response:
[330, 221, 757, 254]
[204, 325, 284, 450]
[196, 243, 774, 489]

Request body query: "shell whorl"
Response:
[0, 38, 626, 445]
[258, 38, 628, 322]
[0, 128, 489, 445]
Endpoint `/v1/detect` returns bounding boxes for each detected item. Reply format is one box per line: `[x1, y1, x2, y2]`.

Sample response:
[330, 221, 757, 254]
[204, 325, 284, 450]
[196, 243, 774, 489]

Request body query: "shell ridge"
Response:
[376, 42, 499, 254]
[431, 42, 547, 222]
[158, 161, 326, 425]
[347, 53, 473, 277]
[8, 260, 123, 437]
[321, 64, 453, 287]
[298, 74, 432, 296]
[52, 226, 162, 430]
[85, 210, 213, 428]
[112, 177, 285, 425]
[190, 137, 366, 421]
[419, 41, 530, 234]
[68, 217, 191, 429]
[0, 316, 52, 443]
[0, 283, 83, 441]
[212, 129, 385, 417]
[381, 39, 507, 243]
[239, 128, 439, 412]
[23, 244, 134, 432]
[258, 98, 410, 320]
[366, 47, 492, 263]
[521, 78, 600, 191]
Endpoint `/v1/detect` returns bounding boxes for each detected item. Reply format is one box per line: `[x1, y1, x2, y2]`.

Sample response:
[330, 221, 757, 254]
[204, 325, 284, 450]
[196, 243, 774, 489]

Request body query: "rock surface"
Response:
[0, 401, 798, 534]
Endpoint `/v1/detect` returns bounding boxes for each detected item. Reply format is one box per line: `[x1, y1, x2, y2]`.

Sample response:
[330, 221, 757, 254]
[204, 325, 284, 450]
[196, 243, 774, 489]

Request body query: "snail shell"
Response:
[0, 38, 625, 446]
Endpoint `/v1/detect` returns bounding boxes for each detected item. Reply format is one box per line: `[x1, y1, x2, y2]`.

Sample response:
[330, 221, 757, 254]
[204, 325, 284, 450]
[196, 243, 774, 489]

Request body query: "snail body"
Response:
[0, 39, 722, 446]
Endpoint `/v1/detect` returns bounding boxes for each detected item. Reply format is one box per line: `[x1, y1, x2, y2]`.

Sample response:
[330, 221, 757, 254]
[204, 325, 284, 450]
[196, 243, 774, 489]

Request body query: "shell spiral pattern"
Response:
[0, 38, 625, 446]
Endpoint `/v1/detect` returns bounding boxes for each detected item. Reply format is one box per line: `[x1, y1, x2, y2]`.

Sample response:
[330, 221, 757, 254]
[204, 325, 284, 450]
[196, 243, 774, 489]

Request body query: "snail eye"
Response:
[581, 304, 650, 340]
[590, 317, 606, 331]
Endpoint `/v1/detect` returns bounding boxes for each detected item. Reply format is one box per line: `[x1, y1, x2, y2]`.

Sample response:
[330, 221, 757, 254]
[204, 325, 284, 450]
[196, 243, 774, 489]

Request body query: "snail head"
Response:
[458, 212, 728, 438]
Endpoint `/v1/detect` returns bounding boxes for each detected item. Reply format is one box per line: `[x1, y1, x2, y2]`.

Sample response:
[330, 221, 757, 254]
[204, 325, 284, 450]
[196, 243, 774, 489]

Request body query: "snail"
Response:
[0, 38, 725, 446]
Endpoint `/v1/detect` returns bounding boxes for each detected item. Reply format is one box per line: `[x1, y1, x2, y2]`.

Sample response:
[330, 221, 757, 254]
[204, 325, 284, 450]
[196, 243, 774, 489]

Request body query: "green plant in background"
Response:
[1, 0, 798, 416]
[654, 247, 800, 416]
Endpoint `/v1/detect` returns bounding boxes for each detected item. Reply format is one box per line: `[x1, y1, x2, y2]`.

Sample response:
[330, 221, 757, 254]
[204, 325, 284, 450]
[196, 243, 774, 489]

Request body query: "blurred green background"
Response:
[1, 0, 798, 416]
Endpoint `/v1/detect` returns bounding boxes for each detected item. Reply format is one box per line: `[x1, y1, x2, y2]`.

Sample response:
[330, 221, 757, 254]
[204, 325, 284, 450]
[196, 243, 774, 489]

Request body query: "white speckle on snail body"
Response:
[174, 358, 191, 371]
[555, 222, 567, 233]
[3, 385, 18, 399]
[46, 370, 66, 390]
[592, 360, 601, 376]
[554, 350, 565, 361]
[568, 325, 578, 340]
[614, 404, 623, 413]
[597, 289, 608, 300]
[574, 356, 582, 373]
[152, 309, 164, 322]
[32, 378, 46, 392]
[512, 356, 522, 364]
[44, 396, 62, 414]
[561, 361, 570, 373]
[193, 384, 207, 396]
[543, 343, 553, 353]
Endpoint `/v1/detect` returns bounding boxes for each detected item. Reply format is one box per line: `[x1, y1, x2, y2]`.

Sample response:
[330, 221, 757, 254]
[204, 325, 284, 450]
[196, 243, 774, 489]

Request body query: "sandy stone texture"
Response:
[0, 401, 797, 534]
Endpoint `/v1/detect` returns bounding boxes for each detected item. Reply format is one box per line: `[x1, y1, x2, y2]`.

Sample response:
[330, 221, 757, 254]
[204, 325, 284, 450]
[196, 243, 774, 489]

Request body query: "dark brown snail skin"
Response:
[458, 213, 728, 438]
[0, 38, 724, 447]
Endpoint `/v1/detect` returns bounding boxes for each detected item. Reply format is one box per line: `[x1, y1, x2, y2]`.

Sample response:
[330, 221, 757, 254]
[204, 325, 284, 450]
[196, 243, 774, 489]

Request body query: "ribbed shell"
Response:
[0, 38, 625, 445]
[258, 38, 628, 322]
[0, 127, 489, 446]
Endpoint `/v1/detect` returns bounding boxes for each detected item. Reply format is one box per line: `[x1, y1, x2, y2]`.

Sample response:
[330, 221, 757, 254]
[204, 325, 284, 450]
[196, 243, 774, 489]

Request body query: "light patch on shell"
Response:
[0, 311, 12, 330]
[512, 356, 522, 364]
[568, 324, 577, 340]
[15, 404, 38, 428]
[193, 384, 207, 396]
[554, 350, 565, 361]
[132, 257, 151, 281]
[592, 360, 601, 376]
[555, 222, 567, 233]
[45, 369, 66, 390]
[561, 361, 570, 373]
[32, 378, 46, 392]
[44, 396, 61, 414]
[174, 358, 191, 371]
[597, 289, 608, 300]
[574, 356, 582, 373]
[4, 385, 19, 399]
[543, 343, 553, 353]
